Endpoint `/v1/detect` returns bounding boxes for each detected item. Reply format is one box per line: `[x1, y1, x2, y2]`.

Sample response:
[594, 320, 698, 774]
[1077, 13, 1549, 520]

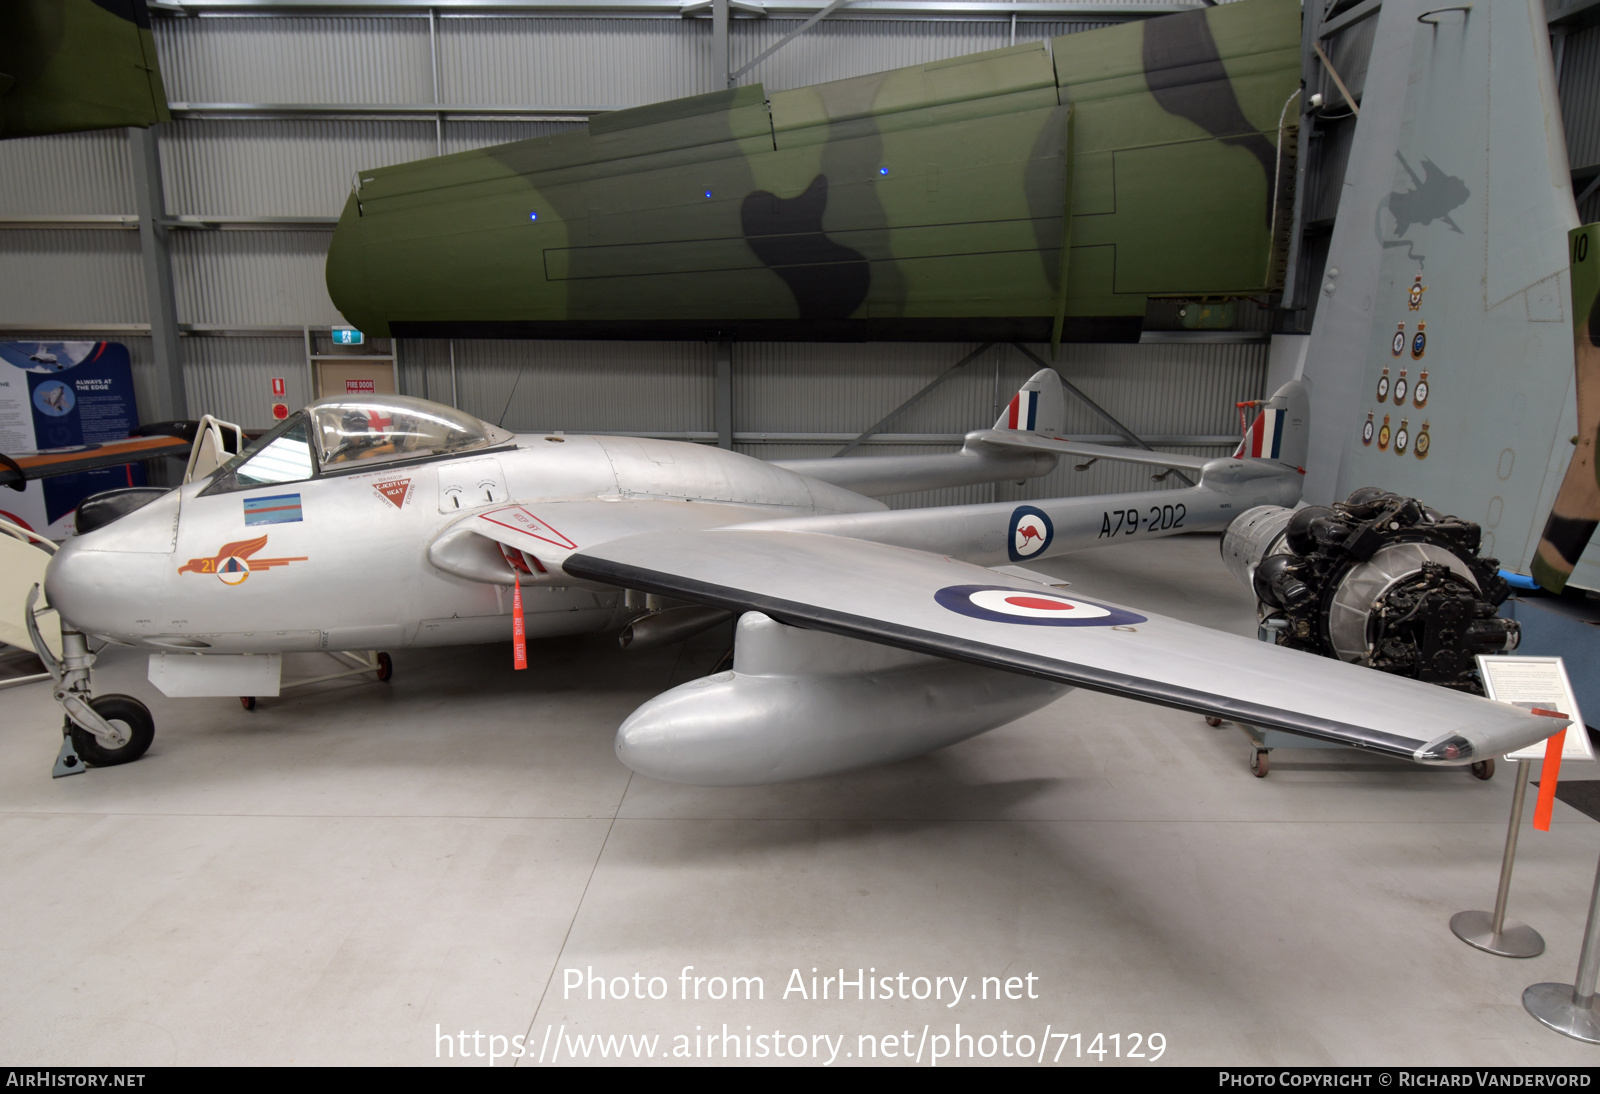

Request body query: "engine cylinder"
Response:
[1220, 505, 1296, 589]
[1221, 489, 1517, 693]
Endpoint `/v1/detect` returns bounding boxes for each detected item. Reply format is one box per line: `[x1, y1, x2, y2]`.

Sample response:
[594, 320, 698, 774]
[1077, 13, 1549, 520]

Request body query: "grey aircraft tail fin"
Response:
[991, 368, 1066, 438]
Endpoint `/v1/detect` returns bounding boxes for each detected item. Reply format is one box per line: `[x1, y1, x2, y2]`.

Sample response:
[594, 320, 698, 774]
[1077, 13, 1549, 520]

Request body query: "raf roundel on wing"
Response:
[934, 585, 1148, 627]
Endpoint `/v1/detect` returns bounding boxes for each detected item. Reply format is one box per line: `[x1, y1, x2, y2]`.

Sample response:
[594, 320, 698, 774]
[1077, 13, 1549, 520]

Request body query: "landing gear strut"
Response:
[27, 584, 155, 776]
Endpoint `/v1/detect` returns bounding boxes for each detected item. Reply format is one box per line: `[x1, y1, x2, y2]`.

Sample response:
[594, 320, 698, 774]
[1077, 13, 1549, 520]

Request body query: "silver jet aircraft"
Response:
[28, 370, 1554, 782]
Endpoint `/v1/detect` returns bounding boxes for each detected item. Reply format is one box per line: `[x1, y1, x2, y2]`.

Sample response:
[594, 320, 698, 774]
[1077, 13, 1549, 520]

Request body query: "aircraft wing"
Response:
[971, 429, 1213, 473]
[563, 528, 1561, 764]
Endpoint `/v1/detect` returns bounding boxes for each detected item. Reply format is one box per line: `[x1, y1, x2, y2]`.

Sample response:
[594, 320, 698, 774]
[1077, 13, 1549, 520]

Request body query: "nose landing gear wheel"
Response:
[1470, 758, 1495, 781]
[1250, 749, 1270, 778]
[67, 694, 154, 767]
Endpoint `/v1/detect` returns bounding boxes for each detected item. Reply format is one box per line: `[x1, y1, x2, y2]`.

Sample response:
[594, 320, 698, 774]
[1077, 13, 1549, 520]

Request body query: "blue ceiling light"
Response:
[878, 167, 889, 176]
[704, 189, 714, 199]
[528, 211, 539, 221]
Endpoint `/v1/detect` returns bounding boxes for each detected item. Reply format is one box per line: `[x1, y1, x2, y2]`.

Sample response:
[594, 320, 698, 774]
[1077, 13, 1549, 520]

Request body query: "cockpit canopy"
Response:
[308, 396, 510, 469]
[203, 395, 513, 493]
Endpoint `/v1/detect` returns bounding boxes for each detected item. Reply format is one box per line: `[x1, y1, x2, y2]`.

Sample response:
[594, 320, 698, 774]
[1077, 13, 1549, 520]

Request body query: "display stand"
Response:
[1450, 760, 1544, 957]
[1524, 848, 1600, 1043]
[1454, 655, 1594, 958]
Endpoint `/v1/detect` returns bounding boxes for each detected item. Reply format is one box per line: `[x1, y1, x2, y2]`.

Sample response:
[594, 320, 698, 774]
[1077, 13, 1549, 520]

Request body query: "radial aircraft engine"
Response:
[31, 372, 1562, 783]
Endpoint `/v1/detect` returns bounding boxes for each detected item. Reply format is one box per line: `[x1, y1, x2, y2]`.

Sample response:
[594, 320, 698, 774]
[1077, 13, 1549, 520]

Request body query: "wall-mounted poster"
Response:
[0, 342, 146, 539]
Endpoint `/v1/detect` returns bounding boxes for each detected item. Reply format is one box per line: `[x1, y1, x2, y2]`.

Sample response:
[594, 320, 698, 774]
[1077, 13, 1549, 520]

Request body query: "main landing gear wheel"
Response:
[240, 696, 257, 711]
[1250, 749, 1270, 778]
[68, 694, 154, 767]
[1470, 758, 1495, 781]
[376, 652, 393, 682]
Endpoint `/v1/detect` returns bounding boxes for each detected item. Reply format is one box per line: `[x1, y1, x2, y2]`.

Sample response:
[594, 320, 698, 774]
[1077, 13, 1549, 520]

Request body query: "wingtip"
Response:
[1413, 711, 1570, 766]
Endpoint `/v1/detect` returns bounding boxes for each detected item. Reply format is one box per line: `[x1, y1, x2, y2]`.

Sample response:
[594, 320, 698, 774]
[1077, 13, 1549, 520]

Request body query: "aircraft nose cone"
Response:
[43, 534, 123, 635]
[43, 503, 178, 640]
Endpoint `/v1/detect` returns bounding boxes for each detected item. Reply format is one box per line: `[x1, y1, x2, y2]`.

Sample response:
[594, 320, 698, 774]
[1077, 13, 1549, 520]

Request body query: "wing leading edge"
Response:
[563, 528, 1560, 764]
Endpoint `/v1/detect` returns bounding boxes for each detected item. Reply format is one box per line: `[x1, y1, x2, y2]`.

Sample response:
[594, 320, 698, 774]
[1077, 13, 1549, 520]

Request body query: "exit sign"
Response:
[332, 327, 365, 346]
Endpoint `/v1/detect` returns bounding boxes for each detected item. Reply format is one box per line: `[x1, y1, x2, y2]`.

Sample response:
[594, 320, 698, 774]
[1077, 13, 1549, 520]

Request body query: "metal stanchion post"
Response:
[1451, 760, 1545, 957]
[1524, 846, 1600, 1042]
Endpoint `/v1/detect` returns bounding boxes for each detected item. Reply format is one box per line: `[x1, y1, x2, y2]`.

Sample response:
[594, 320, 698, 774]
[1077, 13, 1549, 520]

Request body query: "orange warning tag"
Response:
[1531, 709, 1568, 832]
[512, 580, 527, 671]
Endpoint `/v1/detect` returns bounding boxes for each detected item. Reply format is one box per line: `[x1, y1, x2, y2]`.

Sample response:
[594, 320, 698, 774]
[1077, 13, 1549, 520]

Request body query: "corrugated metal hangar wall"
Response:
[2, 0, 1597, 510]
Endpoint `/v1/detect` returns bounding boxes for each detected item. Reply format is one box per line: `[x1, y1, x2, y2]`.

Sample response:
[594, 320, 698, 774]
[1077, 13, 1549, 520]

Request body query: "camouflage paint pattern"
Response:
[326, 0, 1301, 342]
[0, 0, 169, 140]
[1533, 222, 1600, 593]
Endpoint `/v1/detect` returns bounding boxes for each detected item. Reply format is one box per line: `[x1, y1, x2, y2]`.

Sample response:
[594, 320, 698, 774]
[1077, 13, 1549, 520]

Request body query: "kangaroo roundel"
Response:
[1008, 505, 1054, 561]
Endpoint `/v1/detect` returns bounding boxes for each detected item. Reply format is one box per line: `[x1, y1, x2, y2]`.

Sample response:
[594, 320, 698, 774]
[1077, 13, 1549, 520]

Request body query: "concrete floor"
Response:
[3, 534, 1599, 1066]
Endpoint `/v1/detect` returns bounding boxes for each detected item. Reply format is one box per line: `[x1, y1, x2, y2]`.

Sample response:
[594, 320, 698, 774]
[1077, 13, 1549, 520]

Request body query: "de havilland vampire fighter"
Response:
[26, 370, 1559, 784]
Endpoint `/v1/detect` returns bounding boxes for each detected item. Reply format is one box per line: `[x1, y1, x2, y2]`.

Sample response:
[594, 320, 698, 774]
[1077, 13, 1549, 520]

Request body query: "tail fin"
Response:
[1233, 378, 1309, 469]
[994, 368, 1065, 437]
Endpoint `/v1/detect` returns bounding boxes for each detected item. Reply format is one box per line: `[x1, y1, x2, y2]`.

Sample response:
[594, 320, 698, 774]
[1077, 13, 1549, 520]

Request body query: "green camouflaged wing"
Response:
[325, 0, 1301, 342]
[1, 0, 169, 140]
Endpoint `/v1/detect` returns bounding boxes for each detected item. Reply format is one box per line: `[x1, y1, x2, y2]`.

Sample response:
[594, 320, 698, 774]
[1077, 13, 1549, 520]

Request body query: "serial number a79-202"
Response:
[1098, 504, 1186, 539]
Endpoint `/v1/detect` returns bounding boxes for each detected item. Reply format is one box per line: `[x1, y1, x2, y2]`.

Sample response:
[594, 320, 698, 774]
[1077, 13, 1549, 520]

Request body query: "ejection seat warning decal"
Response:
[479, 505, 577, 550]
[178, 535, 307, 583]
[935, 585, 1147, 627]
[1008, 505, 1053, 560]
[243, 493, 302, 526]
[373, 478, 411, 508]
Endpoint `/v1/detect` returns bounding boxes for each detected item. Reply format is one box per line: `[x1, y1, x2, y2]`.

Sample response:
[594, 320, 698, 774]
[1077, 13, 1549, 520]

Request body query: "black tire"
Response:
[376, 651, 393, 682]
[1471, 758, 1496, 781]
[240, 695, 256, 711]
[67, 694, 154, 767]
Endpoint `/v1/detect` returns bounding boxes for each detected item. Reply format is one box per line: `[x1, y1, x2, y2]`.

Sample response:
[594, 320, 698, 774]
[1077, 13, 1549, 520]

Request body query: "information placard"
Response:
[0, 341, 145, 538]
[1476, 655, 1595, 762]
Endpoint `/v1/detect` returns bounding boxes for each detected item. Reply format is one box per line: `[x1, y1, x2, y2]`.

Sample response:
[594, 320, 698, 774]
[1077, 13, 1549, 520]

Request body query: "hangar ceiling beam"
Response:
[1318, 0, 1381, 39]
[147, 0, 1194, 19]
[730, 0, 851, 83]
[128, 126, 189, 424]
[714, 0, 729, 90]
[833, 342, 995, 458]
[166, 101, 611, 120]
